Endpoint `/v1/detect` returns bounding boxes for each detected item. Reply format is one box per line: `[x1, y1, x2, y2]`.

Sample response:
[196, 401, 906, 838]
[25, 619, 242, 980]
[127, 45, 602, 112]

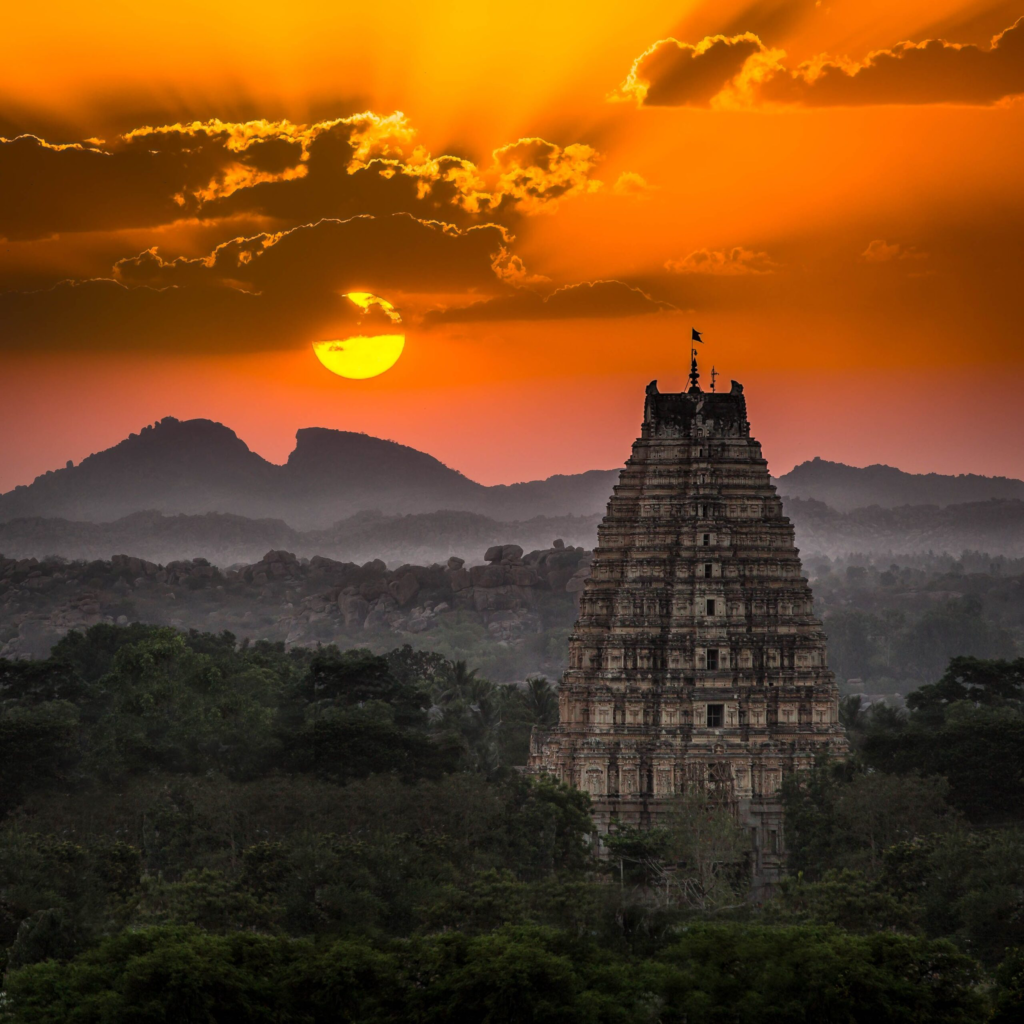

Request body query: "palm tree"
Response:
[521, 676, 559, 726]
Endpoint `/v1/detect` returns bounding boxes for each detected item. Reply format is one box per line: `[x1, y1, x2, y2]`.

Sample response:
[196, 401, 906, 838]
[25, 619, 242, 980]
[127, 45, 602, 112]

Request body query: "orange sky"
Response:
[2, 1, 1023, 491]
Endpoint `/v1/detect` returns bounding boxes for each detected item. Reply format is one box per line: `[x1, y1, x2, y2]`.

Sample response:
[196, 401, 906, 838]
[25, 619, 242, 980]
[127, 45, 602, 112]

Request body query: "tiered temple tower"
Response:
[529, 371, 847, 877]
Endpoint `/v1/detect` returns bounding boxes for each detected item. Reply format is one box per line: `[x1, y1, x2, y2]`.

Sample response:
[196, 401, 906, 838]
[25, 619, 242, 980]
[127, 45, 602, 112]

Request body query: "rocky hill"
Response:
[0, 417, 619, 528]
[775, 457, 1024, 512]
[0, 542, 592, 680]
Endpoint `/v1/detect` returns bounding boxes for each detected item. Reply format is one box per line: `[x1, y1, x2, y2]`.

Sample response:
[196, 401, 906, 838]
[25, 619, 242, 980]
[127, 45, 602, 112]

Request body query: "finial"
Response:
[710, 366, 718, 392]
[688, 327, 703, 393]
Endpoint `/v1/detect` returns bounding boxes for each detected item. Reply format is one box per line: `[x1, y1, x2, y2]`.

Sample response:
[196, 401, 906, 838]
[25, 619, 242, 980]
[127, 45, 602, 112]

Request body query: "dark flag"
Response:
[692, 328, 703, 342]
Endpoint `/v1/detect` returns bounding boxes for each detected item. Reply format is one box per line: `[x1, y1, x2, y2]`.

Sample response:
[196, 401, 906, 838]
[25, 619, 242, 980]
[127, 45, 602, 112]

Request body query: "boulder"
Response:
[338, 594, 370, 628]
[359, 578, 389, 602]
[484, 545, 504, 563]
[470, 564, 507, 588]
[500, 544, 524, 563]
[510, 566, 540, 587]
[363, 607, 389, 630]
[447, 556, 465, 570]
[546, 566, 578, 591]
[449, 568, 472, 592]
[389, 572, 420, 607]
[552, 538, 565, 549]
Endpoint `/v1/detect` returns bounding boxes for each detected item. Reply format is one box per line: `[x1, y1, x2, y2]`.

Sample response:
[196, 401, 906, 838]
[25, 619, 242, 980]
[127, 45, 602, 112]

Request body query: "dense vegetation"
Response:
[1, 626, 1022, 1021]
[810, 551, 1024, 690]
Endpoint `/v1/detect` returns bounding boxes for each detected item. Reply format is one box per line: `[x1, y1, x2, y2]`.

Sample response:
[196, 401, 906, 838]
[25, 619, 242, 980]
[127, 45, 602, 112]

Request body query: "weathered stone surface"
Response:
[447, 556, 465, 570]
[389, 572, 420, 607]
[509, 566, 540, 587]
[469, 564, 506, 588]
[484, 545, 504, 563]
[358, 579, 389, 602]
[448, 568, 472, 591]
[338, 595, 370, 628]
[528, 381, 847, 880]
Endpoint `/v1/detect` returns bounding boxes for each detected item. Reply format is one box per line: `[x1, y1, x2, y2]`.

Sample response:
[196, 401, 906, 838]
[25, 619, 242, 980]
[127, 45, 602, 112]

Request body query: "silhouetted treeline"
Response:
[1, 626, 1023, 1021]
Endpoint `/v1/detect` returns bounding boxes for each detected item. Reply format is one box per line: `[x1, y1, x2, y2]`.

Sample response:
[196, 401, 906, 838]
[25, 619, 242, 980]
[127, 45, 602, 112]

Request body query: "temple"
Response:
[528, 369, 847, 879]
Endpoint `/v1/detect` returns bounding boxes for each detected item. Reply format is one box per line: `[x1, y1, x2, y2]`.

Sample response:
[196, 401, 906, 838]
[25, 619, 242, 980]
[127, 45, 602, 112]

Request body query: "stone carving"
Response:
[528, 378, 848, 878]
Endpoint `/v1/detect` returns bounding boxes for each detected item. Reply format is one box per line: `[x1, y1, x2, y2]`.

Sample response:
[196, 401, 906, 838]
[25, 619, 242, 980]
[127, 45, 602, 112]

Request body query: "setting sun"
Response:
[312, 334, 405, 379]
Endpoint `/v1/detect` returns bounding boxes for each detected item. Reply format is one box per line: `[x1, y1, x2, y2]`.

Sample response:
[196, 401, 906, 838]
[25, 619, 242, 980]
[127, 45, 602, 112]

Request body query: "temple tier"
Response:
[528, 379, 848, 879]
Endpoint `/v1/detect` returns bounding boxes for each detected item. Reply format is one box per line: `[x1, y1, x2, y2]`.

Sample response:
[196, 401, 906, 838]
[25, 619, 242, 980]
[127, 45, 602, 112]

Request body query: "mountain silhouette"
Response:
[0, 417, 619, 528]
[774, 457, 1024, 512]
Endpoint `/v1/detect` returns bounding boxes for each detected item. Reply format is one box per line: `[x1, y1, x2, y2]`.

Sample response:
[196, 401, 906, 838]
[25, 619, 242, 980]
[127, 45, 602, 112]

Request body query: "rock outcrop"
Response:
[0, 542, 592, 666]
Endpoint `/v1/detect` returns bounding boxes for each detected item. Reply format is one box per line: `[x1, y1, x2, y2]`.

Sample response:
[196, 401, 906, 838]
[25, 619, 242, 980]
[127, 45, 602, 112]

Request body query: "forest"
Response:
[0, 625, 1022, 1022]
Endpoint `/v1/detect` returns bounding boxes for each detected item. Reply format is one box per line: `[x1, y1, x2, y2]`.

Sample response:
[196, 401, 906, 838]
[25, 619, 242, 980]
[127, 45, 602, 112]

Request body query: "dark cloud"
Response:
[1, 114, 606, 243]
[766, 17, 1024, 106]
[0, 133, 228, 240]
[616, 17, 1024, 108]
[113, 213, 511, 295]
[613, 34, 766, 107]
[422, 280, 674, 325]
[0, 214, 514, 352]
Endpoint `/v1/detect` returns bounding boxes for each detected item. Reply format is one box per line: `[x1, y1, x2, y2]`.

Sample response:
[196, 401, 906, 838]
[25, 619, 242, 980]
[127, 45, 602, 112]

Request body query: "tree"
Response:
[605, 793, 749, 912]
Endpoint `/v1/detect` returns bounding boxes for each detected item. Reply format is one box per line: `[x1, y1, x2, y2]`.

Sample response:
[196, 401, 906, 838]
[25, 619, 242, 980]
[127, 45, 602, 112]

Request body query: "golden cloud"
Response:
[0, 112, 607, 242]
[0, 214, 519, 352]
[616, 17, 1024, 109]
[610, 32, 782, 108]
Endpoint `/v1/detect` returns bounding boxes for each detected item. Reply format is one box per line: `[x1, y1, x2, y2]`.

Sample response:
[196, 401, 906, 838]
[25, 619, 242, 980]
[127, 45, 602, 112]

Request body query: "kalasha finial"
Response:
[711, 366, 718, 392]
[688, 327, 703, 393]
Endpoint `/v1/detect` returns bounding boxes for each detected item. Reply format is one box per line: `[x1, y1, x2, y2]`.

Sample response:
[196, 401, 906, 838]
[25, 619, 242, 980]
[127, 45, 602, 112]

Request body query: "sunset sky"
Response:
[3, 0, 1023, 492]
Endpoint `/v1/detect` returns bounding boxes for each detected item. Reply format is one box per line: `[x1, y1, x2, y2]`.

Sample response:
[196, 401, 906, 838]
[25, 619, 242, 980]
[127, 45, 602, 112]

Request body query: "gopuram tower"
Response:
[529, 360, 847, 876]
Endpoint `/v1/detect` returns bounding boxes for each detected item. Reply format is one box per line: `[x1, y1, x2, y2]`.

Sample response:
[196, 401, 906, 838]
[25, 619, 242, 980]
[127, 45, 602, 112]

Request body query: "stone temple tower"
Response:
[529, 371, 847, 877]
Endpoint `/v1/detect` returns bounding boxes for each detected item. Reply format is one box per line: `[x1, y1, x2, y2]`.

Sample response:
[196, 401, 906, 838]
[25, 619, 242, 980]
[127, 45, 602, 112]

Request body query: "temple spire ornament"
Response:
[688, 327, 703, 393]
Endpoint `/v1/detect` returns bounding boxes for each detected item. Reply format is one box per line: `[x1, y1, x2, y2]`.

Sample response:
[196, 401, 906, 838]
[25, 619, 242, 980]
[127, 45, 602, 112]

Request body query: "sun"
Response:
[313, 292, 405, 379]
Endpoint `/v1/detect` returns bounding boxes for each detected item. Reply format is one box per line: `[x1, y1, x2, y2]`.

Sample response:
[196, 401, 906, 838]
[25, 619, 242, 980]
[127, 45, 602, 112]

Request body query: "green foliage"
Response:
[782, 761, 959, 878]
[4, 631, 1024, 1019]
[605, 794, 750, 912]
[4, 924, 990, 1024]
[855, 658, 1024, 825]
[896, 597, 1017, 684]
[651, 923, 985, 1024]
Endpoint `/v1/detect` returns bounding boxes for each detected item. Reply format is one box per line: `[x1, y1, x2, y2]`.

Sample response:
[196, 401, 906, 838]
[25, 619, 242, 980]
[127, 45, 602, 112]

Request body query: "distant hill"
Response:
[7, 421, 1024, 553]
[0, 417, 619, 529]
[775, 457, 1024, 512]
[785, 497, 1024, 557]
[0, 508, 603, 567]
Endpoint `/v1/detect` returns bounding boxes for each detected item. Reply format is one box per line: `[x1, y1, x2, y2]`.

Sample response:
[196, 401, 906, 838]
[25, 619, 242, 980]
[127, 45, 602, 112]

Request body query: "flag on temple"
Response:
[692, 328, 703, 342]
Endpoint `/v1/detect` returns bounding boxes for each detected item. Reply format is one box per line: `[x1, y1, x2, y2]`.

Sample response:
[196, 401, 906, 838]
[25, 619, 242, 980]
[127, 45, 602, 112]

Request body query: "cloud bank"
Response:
[0, 113, 607, 242]
[615, 17, 1024, 108]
